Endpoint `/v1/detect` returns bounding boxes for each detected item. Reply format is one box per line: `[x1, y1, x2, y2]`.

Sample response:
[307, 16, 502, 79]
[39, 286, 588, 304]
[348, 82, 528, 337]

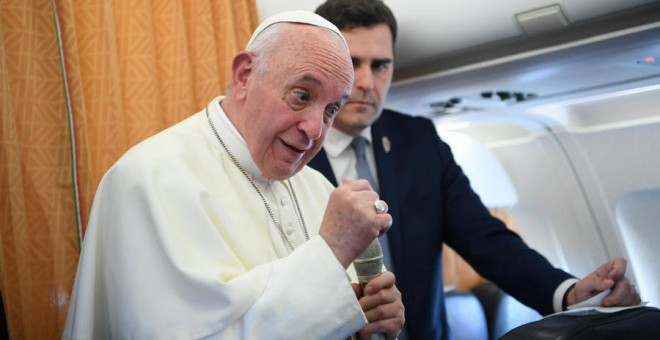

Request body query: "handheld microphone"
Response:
[353, 239, 384, 291]
[352, 239, 387, 340]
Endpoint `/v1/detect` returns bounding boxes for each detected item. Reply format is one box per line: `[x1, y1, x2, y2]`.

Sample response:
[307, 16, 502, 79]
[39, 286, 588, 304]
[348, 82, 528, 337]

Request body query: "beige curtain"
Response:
[0, 0, 258, 338]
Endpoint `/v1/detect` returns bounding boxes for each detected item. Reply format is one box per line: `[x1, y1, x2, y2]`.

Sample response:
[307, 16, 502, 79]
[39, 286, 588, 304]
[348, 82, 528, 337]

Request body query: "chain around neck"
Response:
[205, 107, 310, 252]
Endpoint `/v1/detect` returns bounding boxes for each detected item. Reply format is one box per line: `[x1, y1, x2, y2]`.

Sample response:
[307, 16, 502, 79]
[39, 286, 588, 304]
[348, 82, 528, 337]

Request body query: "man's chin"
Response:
[264, 160, 307, 180]
[344, 103, 375, 114]
[340, 108, 379, 124]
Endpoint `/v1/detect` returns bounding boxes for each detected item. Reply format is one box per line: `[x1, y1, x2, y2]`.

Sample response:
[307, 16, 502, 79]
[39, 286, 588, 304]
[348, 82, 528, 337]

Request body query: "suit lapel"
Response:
[371, 114, 402, 269]
[307, 148, 339, 187]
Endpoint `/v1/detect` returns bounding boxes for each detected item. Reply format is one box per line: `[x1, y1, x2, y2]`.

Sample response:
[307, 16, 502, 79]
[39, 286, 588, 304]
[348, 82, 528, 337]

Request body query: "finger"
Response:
[580, 263, 618, 294]
[361, 288, 397, 312]
[616, 285, 641, 306]
[351, 283, 364, 300]
[573, 277, 609, 302]
[591, 259, 627, 291]
[364, 271, 396, 295]
[342, 178, 375, 191]
[625, 284, 642, 305]
[358, 329, 400, 340]
[357, 301, 405, 338]
[605, 258, 628, 280]
[603, 281, 641, 307]
[361, 280, 401, 315]
[359, 301, 400, 329]
[593, 258, 625, 280]
[376, 213, 393, 236]
[358, 319, 400, 339]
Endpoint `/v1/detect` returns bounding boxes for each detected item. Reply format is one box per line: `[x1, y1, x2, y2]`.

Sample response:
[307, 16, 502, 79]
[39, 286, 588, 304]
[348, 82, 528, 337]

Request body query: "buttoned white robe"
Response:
[63, 97, 367, 339]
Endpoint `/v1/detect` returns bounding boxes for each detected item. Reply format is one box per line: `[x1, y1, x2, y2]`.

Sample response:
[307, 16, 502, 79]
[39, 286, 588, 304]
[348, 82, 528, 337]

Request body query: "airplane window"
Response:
[435, 113, 609, 277]
[437, 131, 518, 208]
[615, 189, 660, 308]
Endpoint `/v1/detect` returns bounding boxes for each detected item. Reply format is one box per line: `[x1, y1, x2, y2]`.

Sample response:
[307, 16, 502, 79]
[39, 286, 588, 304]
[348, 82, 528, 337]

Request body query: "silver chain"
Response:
[205, 107, 310, 252]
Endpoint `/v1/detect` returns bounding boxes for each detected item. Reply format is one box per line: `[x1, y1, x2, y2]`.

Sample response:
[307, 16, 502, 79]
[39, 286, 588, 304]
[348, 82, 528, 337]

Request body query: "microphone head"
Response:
[353, 239, 384, 284]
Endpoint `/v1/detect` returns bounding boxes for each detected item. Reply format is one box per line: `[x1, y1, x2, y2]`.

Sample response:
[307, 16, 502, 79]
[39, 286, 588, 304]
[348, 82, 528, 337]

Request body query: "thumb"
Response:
[575, 273, 614, 302]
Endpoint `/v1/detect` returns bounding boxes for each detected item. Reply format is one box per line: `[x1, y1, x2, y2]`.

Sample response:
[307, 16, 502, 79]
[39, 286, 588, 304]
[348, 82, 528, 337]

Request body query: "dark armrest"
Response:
[500, 306, 660, 339]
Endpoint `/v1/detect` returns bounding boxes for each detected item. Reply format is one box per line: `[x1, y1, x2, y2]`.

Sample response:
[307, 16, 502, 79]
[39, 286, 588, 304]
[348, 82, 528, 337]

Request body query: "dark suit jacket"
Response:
[308, 109, 574, 340]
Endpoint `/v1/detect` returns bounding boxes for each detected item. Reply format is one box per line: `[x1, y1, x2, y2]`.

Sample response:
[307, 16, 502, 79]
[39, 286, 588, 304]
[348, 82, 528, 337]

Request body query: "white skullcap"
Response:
[246, 10, 348, 50]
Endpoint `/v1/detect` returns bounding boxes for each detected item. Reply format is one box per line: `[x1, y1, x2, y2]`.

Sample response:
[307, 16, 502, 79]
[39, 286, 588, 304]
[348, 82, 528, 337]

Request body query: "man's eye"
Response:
[294, 91, 310, 102]
[373, 61, 390, 71]
[325, 105, 339, 117]
[286, 90, 311, 110]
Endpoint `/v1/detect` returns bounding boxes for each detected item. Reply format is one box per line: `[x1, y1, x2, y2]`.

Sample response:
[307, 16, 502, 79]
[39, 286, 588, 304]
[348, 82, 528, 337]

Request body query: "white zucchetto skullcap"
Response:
[246, 10, 348, 50]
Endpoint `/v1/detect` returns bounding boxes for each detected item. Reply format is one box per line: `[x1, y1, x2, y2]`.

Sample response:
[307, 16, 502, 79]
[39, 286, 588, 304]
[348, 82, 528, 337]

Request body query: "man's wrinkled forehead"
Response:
[246, 10, 349, 50]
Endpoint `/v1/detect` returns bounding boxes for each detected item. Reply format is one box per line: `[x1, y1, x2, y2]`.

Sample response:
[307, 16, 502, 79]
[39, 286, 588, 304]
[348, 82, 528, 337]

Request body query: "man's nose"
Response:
[298, 109, 323, 140]
[354, 64, 375, 92]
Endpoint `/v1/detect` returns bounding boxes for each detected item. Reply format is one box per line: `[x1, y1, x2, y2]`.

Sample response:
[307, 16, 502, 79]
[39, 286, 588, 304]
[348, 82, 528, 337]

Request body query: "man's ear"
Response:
[230, 51, 254, 99]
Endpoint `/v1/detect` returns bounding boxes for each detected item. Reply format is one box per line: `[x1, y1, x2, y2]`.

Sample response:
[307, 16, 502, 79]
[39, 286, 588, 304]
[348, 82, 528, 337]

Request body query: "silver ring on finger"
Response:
[374, 200, 388, 214]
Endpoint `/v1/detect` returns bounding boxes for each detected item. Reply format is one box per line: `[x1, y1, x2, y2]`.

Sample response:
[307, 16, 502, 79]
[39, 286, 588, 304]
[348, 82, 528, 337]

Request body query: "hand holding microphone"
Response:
[353, 240, 404, 339]
[353, 240, 387, 340]
[318, 180, 402, 338]
[353, 214, 404, 339]
[354, 239, 384, 292]
[319, 180, 392, 268]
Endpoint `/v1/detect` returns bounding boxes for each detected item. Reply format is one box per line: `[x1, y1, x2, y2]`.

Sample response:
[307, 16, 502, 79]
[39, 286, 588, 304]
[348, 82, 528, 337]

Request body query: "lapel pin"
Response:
[382, 136, 391, 153]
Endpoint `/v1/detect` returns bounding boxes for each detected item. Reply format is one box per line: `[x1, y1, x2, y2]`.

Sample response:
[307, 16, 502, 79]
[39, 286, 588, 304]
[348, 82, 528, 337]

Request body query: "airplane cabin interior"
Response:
[2, 0, 659, 338]
[260, 0, 660, 338]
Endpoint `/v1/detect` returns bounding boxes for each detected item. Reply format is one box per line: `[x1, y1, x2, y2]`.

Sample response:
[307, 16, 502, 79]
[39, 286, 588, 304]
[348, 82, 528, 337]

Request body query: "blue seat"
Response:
[472, 281, 542, 339]
[445, 290, 489, 340]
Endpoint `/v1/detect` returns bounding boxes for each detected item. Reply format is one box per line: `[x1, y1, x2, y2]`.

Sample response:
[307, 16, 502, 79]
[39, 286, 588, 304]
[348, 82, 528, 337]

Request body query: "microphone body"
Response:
[352, 239, 387, 340]
[353, 239, 384, 291]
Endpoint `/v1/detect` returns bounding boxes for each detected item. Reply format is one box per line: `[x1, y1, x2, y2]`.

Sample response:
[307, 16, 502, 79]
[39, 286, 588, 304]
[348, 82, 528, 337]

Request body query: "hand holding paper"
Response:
[568, 258, 642, 308]
[563, 288, 648, 315]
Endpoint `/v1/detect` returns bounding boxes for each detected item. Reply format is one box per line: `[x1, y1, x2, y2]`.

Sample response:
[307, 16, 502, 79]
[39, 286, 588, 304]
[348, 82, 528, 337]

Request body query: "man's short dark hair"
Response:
[315, 0, 397, 45]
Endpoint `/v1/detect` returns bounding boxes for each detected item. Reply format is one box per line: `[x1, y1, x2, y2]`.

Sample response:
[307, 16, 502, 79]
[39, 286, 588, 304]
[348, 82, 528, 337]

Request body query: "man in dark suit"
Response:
[309, 1, 642, 339]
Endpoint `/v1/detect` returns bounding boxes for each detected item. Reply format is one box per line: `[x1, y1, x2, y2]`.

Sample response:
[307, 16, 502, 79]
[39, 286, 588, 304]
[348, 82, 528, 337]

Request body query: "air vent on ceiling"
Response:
[429, 91, 538, 115]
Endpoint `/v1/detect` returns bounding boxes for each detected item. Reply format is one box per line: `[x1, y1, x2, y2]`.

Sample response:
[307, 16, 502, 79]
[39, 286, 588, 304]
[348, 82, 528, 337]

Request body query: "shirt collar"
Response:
[325, 126, 373, 157]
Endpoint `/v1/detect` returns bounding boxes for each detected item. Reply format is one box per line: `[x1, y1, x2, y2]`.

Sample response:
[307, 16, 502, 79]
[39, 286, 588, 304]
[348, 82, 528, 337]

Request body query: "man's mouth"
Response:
[283, 140, 310, 154]
[347, 100, 374, 106]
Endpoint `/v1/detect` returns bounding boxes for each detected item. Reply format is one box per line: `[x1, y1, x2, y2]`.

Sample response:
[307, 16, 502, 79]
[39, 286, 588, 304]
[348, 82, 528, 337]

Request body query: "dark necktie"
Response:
[351, 137, 378, 192]
[350, 136, 395, 274]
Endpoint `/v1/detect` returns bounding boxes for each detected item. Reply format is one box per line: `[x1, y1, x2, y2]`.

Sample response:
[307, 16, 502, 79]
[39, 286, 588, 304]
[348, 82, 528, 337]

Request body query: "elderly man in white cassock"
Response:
[62, 10, 405, 340]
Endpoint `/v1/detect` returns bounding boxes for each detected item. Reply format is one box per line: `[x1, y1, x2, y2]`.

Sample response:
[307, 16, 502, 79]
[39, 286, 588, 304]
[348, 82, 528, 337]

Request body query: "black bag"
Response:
[500, 306, 660, 339]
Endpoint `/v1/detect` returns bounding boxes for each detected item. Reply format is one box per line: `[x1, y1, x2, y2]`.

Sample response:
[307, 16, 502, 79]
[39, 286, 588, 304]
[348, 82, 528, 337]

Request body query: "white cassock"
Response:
[63, 97, 367, 339]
